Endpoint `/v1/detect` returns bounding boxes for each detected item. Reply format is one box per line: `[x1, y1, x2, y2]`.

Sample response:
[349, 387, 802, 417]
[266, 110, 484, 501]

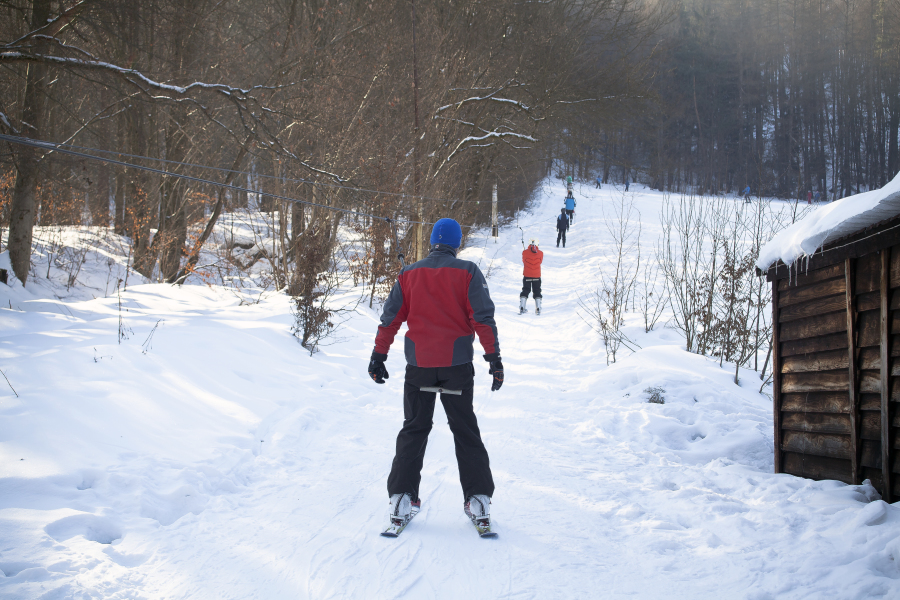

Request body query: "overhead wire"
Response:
[1, 134, 516, 205]
[0, 133, 483, 230]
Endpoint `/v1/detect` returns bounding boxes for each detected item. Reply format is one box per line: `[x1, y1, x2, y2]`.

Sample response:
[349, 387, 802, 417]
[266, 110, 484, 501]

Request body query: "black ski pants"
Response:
[520, 277, 542, 299]
[387, 363, 494, 501]
[556, 228, 566, 247]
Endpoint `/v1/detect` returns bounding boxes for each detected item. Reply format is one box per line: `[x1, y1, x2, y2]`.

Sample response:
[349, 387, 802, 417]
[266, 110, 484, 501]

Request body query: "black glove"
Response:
[368, 351, 389, 384]
[484, 353, 504, 392]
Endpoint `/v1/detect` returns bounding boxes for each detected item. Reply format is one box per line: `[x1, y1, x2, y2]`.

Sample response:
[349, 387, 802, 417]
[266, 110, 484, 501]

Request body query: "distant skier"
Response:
[596, 176, 602, 189]
[557, 208, 569, 248]
[566, 175, 573, 195]
[564, 192, 576, 225]
[807, 190, 813, 204]
[368, 218, 502, 536]
[743, 185, 751, 203]
[625, 177, 630, 192]
[520, 239, 543, 315]
[814, 190, 821, 203]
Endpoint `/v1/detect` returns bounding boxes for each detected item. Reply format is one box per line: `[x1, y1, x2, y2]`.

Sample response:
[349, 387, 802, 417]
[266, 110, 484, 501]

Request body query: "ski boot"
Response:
[465, 494, 496, 537]
[519, 296, 527, 314]
[382, 492, 420, 537]
[535, 298, 542, 315]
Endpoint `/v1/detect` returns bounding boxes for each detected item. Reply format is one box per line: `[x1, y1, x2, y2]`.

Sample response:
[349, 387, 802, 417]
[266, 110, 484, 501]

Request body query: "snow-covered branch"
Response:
[0, 48, 341, 183]
[432, 79, 533, 116]
[554, 96, 636, 104]
[0, 52, 264, 98]
[0, 110, 19, 135]
[30, 35, 98, 60]
[433, 116, 477, 128]
[445, 130, 537, 162]
[434, 95, 530, 116]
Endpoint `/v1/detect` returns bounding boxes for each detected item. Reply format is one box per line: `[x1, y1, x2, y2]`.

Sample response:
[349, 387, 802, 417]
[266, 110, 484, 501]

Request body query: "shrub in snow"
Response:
[290, 273, 336, 355]
[644, 385, 665, 404]
[658, 194, 784, 384]
[577, 195, 640, 364]
[289, 230, 359, 355]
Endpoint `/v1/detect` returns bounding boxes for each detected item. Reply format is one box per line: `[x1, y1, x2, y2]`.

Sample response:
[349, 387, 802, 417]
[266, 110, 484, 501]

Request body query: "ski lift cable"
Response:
[2, 134, 514, 206]
[0, 133, 480, 231]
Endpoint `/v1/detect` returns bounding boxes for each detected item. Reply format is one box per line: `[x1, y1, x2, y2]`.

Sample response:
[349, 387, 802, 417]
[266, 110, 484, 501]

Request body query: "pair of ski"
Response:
[381, 503, 497, 538]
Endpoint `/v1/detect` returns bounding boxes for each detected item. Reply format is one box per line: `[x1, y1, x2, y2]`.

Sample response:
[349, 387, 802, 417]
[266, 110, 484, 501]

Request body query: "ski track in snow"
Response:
[2, 182, 900, 599]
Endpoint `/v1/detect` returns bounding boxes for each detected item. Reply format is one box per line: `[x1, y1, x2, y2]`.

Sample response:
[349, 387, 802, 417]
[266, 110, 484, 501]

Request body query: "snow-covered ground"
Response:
[2, 182, 899, 599]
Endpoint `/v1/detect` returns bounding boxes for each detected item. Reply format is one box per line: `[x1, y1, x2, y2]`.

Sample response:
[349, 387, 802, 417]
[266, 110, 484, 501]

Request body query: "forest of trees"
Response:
[2, 0, 899, 298]
[570, 0, 900, 199]
[0, 0, 657, 289]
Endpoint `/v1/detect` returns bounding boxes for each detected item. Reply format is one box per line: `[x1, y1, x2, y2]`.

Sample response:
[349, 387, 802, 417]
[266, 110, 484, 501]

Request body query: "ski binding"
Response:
[470, 515, 497, 538]
[381, 499, 421, 537]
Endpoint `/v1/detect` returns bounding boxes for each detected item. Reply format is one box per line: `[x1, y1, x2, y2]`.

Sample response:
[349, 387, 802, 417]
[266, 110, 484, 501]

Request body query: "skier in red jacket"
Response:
[519, 239, 543, 315]
[368, 218, 502, 535]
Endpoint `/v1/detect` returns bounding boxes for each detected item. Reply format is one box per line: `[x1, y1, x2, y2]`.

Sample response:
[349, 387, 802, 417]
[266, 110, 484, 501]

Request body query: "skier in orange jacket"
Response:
[519, 239, 543, 315]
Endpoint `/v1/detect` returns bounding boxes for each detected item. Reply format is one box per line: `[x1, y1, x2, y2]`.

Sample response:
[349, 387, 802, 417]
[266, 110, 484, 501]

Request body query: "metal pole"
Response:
[491, 183, 498, 242]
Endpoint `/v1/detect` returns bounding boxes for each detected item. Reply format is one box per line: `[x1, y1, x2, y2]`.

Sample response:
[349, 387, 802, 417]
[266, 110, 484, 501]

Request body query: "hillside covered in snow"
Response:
[2, 181, 899, 599]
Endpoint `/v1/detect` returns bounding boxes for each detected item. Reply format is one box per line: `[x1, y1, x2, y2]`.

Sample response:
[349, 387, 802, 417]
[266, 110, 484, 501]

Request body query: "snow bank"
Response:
[757, 171, 900, 271]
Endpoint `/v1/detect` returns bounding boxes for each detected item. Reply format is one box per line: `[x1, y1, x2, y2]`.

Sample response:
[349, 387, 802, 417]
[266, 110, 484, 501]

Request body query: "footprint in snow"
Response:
[140, 485, 209, 526]
[44, 513, 122, 544]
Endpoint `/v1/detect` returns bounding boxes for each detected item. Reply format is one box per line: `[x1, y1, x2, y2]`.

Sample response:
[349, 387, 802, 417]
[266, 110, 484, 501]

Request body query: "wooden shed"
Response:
[762, 209, 900, 502]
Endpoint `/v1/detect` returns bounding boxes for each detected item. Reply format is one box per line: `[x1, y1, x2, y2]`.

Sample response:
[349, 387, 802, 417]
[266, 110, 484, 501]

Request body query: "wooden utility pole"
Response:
[492, 183, 498, 242]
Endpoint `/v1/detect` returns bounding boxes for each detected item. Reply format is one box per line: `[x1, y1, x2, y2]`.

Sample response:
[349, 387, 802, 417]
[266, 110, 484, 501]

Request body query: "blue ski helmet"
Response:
[430, 218, 462, 248]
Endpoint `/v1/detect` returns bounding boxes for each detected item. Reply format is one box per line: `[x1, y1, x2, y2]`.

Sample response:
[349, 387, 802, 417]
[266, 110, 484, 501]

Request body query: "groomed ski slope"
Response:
[2, 181, 900, 599]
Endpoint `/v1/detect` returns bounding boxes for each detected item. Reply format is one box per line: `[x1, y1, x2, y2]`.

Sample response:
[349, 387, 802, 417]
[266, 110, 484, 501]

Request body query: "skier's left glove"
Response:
[484, 353, 504, 391]
[368, 351, 389, 384]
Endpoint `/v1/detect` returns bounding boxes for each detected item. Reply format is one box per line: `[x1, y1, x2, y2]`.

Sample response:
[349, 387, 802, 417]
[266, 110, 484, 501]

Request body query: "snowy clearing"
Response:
[2, 182, 899, 599]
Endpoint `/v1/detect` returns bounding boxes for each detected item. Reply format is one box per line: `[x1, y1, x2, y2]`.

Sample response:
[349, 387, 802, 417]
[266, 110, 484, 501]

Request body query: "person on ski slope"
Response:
[742, 185, 751, 203]
[566, 175, 573, 195]
[556, 208, 569, 248]
[625, 177, 630, 192]
[564, 192, 576, 225]
[520, 239, 543, 315]
[368, 218, 502, 531]
[596, 176, 602, 189]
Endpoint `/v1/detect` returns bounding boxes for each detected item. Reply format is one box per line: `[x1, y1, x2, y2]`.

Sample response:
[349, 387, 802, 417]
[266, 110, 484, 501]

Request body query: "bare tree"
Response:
[579, 192, 641, 364]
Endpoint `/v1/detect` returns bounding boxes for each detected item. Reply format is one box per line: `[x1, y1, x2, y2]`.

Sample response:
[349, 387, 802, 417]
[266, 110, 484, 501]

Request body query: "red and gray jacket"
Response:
[373, 244, 500, 367]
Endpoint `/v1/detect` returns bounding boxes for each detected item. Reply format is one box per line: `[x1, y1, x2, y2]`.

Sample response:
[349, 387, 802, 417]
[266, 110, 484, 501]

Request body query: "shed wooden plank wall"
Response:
[774, 249, 898, 501]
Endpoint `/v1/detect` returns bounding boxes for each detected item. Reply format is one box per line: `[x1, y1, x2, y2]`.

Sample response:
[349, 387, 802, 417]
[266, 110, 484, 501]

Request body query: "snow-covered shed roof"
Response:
[757, 171, 900, 272]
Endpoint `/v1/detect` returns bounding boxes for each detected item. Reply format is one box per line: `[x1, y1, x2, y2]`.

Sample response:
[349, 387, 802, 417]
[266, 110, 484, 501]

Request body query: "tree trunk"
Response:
[8, 0, 51, 284]
[157, 108, 191, 282]
[127, 109, 156, 278]
[90, 162, 111, 227]
[175, 145, 248, 284]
